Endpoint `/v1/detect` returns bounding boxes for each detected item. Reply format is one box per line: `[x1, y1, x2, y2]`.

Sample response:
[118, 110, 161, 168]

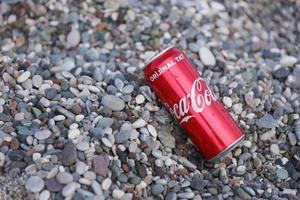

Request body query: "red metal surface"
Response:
[144, 47, 244, 161]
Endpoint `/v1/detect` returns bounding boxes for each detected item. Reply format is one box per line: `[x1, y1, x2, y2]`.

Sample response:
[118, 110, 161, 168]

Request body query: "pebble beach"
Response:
[0, 0, 299, 199]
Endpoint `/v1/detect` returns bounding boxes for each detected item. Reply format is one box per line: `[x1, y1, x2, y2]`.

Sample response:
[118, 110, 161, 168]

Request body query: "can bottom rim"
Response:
[208, 134, 245, 162]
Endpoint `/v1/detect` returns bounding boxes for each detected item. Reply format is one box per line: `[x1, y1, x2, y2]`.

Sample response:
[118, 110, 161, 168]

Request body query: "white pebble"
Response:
[270, 144, 280, 155]
[76, 161, 88, 175]
[222, 96, 232, 108]
[242, 140, 252, 148]
[67, 28, 80, 48]
[112, 189, 125, 199]
[62, 182, 77, 197]
[101, 178, 112, 190]
[280, 56, 297, 67]
[79, 178, 92, 185]
[68, 129, 80, 139]
[32, 153, 41, 161]
[88, 85, 101, 93]
[76, 141, 90, 151]
[199, 47, 216, 66]
[39, 190, 50, 200]
[32, 75, 43, 88]
[34, 130, 51, 140]
[53, 115, 65, 121]
[135, 94, 145, 104]
[147, 124, 157, 138]
[47, 167, 59, 179]
[75, 114, 85, 122]
[0, 152, 5, 166]
[132, 118, 147, 128]
[17, 71, 31, 83]
[102, 137, 113, 148]
[232, 103, 243, 114]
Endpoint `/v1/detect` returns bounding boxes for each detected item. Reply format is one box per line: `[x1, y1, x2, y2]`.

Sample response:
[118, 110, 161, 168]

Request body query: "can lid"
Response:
[143, 45, 174, 70]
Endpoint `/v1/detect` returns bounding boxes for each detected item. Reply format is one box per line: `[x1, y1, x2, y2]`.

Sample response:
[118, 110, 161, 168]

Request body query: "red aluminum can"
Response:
[143, 46, 245, 161]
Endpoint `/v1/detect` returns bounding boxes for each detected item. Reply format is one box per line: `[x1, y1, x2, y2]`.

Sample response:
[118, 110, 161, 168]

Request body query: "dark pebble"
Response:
[130, 176, 141, 185]
[45, 178, 64, 192]
[137, 164, 147, 178]
[7, 150, 24, 161]
[273, 67, 290, 79]
[0, 113, 12, 122]
[117, 174, 128, 183]
[165, 192, 177, 200]
[190, 178, 208, 190]
[61, 142, 77, 166]
[45, 88, 57, 100]
[89, 127, 105, 138]
[60, 79, 69, 91]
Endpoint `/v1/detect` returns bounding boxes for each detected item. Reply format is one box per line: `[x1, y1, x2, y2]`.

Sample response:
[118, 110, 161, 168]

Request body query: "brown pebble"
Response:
[175, 168, 188, 176]
[121, 163, 130, 173]
[90, 105, 98, 112]
[221, 156, 232, 165]
[9, 100, 18, 116]
[64, 118, 73, 128]
[50, 78, 62, 85]
[10, 137, 20, 149]
[96, 22, 107, 31]
[140, 143, 148, 149]
[71, 104, 83, 115]
[128, 153, 136, 159]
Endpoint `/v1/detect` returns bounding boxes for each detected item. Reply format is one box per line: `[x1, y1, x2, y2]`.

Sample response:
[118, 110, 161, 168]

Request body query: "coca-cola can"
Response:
[144, 46, 245, 161]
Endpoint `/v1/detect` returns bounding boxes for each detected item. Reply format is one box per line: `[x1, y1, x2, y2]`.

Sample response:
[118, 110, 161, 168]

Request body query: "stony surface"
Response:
[0, 0, 299, 199]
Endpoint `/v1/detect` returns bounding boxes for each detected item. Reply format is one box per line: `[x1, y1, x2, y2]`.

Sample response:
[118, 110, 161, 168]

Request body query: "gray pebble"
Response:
[61, 143, 77, 166]
[151, 184, 164, 195]
[56, 172, 74, 184]
[256, 114, 278, 129]
[34, 130, 51, 140]
[25, 176, 44, 193]
[101, 95, 125, 111]
[276, 168, 289, 179]
[114, 130, 131, 143]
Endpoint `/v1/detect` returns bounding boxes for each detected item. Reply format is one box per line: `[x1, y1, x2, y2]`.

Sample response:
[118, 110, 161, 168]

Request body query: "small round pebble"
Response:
[26, 176, 45, 193]
[276, 168, 289, 179]
[151, 184, 164, 195]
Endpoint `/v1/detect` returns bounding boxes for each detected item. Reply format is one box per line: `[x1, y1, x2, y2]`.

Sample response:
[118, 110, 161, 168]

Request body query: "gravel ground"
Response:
[0, 0, 299, 199]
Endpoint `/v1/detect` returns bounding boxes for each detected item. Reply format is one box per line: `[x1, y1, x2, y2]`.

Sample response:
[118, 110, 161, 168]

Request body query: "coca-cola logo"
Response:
[165, 77, 218, 124]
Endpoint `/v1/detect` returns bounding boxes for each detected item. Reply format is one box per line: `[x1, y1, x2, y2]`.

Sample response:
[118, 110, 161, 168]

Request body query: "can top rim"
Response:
[143, 45, 174, 70]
